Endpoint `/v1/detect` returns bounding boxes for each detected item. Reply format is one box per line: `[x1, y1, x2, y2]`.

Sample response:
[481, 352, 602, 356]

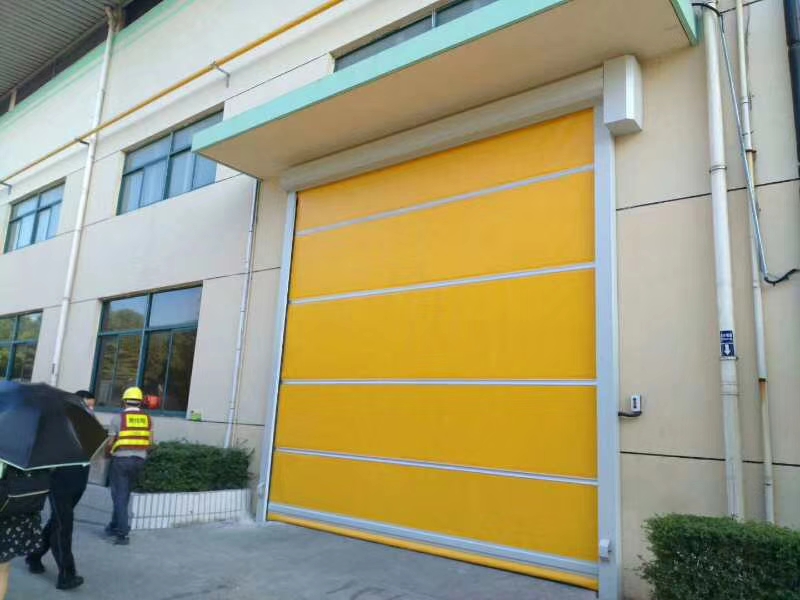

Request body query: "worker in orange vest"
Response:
[105, 387, 154, 546]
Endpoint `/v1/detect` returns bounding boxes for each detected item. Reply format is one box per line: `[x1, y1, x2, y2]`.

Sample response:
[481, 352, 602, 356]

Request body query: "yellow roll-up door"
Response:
[269, 110, 599, 590]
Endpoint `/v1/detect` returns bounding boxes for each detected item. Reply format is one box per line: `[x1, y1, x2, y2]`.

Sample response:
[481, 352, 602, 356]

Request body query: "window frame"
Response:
[4, 183, 64, 253]
[91, 287, 201, 417]
[334, 0, 500, 71]
[116, 112, 222, 215]
[334, 16, 433, 71]
[0, 311, 42, 382]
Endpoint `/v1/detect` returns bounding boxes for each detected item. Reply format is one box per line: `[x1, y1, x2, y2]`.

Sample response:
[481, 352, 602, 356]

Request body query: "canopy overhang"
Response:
[193, 0, 697, 180]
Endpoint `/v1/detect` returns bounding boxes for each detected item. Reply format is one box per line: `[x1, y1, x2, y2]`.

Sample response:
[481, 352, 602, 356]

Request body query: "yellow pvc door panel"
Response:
[270, 111, 599, 589]
[282, 269, 596, 381]
[271, 452, 599, 562]
[291, 171, 595, 300]
[296, 109, 594, 231]
[276, 385, 597, 479]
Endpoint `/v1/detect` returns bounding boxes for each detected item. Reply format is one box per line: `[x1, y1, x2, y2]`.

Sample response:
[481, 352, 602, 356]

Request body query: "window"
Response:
[335, 0, 501, 71]
[5, 184, 63, 252]
[0, 312, 41, 382]
[118, 113, 222, 214]
[94, 287, 201, 414]
[435, 0, 501, 24]
[336, 18, 433, 71]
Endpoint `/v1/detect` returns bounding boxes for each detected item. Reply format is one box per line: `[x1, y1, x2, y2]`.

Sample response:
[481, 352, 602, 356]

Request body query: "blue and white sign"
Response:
[720, 330, 736, 359]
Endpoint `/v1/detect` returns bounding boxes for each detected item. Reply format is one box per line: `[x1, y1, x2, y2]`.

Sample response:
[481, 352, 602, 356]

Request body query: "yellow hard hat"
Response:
[122, 387, 144, 403]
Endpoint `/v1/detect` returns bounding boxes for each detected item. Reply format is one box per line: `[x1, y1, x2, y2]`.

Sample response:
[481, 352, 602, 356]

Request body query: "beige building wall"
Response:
[615, 0, 800, 597]
[1, 1, 799, 599]
[0, 0, 441, 462]
[0, 0, 465, 519]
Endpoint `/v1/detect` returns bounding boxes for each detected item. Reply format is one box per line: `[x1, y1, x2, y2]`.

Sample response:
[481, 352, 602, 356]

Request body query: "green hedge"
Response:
[136, 442, 251, 493]
[641, 514, 800, 600]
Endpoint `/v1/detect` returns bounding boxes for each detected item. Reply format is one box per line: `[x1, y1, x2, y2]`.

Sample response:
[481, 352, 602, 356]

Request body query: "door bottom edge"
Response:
[268, 508, 598, 591]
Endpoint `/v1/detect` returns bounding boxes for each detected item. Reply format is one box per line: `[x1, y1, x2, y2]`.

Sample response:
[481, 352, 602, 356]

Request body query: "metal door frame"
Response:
[257, 67, 622, 599]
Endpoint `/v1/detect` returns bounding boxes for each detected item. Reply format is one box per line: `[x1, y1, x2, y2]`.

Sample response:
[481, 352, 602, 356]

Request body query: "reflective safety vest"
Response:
[111, 410, 153, 454]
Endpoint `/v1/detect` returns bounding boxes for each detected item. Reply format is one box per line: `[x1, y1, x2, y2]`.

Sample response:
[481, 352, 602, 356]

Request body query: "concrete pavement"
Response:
[6, 487, 593, 600]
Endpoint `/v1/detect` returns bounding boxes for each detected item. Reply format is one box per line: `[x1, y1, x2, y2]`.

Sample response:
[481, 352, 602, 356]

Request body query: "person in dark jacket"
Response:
[25, 390, 95, 591]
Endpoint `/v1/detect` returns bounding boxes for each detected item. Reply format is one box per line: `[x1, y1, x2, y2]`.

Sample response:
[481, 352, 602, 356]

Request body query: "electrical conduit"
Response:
[735, 0, 776, 524]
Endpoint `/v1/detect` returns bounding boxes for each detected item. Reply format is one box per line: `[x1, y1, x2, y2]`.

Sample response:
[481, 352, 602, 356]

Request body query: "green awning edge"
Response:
[671, 0, 700, 45]
[192, 0, 569, 154]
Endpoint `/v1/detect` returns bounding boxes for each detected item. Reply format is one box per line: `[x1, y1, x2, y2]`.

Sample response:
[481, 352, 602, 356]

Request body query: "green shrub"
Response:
[136, 441, 251, 493]
[641, 514, 800, 600]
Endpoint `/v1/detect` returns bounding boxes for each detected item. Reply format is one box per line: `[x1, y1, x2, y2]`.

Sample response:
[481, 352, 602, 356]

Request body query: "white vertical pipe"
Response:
[50, 9, 116, 387]
[224, 178, 260, 448]
[735, 0, 775, 523]
[736, 1, 754, 154]
[703, 0, 746, 519]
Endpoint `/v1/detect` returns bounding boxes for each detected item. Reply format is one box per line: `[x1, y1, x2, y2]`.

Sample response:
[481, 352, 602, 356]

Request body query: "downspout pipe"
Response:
[224, 179, 260, 448]
[706, 0, 784, 523]
[50, 9, 116, 387]
[734, 0, 776, 524]
[785, 0, 800, 176]
[717, 0, 778, 523]
[702, 0, 746, 519]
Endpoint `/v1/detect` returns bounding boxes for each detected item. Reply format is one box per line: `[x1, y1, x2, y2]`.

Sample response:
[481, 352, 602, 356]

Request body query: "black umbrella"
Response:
[0, 382, 107, 471]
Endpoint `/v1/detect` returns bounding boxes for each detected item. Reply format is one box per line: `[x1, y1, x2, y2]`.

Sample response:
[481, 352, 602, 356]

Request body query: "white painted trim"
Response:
[276, 448, 598, 486]
[292, 263, 596, 305]
[269, 503, 599, 578]
[282, 379, 597, 387]
[594, 107, 622, 600]
[256, 192, 297, 523]
[281, 68, 603, 190]
[296, 164, 595, 237]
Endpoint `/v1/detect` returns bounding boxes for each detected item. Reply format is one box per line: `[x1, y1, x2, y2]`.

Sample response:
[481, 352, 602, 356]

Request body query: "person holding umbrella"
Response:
[25, 389, 97, 591]
[0, 382, 106, 600]
[106, 387, 154, 546]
